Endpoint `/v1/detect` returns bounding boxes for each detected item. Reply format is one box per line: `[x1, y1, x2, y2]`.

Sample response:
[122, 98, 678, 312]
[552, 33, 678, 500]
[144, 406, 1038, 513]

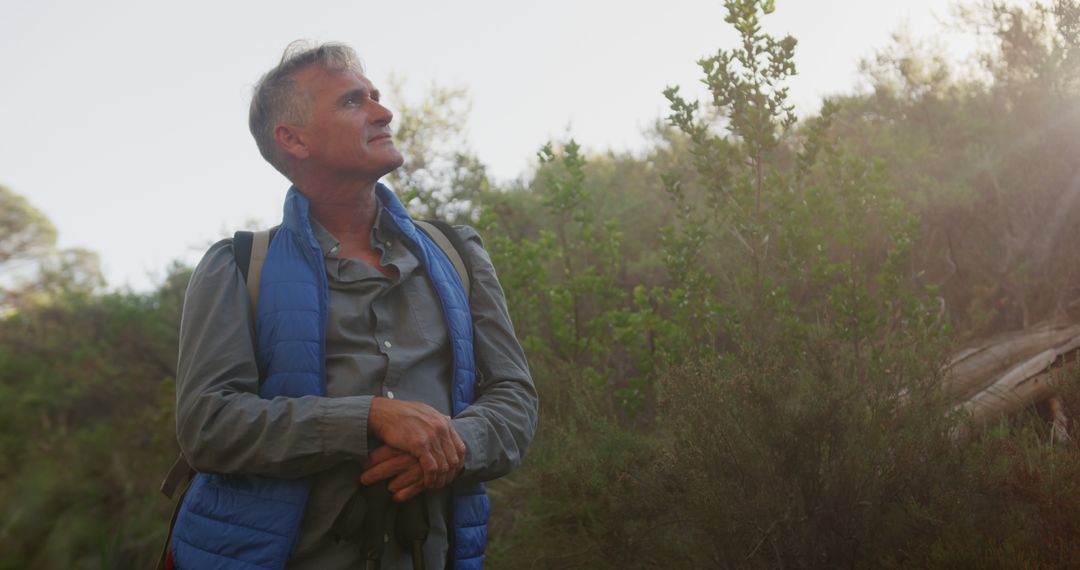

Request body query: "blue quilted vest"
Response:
[171, 185, 490, 569]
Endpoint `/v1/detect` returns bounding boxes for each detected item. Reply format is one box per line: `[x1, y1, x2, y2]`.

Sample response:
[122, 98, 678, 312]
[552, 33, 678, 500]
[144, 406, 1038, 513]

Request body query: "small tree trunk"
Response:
[1048, 395, 1071, 444]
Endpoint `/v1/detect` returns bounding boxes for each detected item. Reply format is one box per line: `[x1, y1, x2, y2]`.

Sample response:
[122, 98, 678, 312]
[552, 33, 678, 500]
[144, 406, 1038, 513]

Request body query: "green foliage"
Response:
[480, 140, 662, 412]
[385, 79, 492, 223]
[607, 1, 956, 566]
[486, 378, 676, 568]
[661, 0, 936, 360]
[839, 0, 1080, 336]
[655, 356, 958, 568]
[664, 0, 797, 324]
[0, 185, 57, 267]
[0, 188, 105, 312]
[485, 1, 1080, 567]
[5, 1, 1080, 567]
[0, 267, 187, 569]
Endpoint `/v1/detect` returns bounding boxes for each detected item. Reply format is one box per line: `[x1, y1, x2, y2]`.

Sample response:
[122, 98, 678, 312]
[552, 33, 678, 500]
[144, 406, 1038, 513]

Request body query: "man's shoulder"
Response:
[446, 224, 487, 255]
[450, 224, 481, 243]
[180, 237, 250, 323]
[447, 224, 491, 268]
[200, 237, 238, 264]
[189, 238, 242, 287]
[444, 225, 501, 285]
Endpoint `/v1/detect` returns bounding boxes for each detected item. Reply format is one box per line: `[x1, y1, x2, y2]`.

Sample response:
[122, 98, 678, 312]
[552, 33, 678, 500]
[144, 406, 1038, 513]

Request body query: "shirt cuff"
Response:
[451, 416, 490, 476]
[316, 395, 374, 461]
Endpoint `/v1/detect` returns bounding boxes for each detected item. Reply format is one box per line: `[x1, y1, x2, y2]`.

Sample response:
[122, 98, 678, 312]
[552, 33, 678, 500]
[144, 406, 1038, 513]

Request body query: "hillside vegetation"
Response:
[3, 1, 1080, 568]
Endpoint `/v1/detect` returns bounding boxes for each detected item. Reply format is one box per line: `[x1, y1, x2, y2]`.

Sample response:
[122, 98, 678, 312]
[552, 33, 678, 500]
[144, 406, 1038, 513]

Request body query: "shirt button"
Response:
[385, 241, 393, 248]
[383, 340, 392, 349]
[387, 390, 395, 399]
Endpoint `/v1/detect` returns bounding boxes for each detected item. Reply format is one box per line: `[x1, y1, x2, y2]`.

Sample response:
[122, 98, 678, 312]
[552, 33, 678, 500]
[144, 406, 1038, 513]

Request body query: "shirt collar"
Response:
[307, 195, 396, 258]
[308, 217, 341, 258]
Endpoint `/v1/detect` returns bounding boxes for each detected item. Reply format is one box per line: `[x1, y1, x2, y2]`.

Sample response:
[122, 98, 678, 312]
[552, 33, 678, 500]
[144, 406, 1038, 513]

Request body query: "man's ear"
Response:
[274, 124, 310, 161]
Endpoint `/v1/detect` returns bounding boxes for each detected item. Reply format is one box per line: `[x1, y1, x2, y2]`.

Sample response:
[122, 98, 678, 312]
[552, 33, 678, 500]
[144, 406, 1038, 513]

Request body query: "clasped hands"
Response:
[361, 397, 465, 502]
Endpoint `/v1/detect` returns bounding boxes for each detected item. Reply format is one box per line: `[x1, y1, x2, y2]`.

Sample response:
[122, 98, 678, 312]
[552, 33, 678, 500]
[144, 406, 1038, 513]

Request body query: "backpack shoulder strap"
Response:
[415, 219, 471, 299]
[233, 230, 254, 279]
[233, 227, 278, 313]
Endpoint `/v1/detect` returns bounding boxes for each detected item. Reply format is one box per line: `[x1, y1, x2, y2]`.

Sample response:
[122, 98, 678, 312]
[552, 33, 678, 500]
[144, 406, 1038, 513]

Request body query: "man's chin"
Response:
[338, 152, 404, 181]
[382, 153, 406, 175]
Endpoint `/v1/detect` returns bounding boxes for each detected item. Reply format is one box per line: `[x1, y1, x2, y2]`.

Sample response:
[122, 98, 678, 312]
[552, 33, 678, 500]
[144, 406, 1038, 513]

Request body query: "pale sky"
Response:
[0, 0, 988, 290]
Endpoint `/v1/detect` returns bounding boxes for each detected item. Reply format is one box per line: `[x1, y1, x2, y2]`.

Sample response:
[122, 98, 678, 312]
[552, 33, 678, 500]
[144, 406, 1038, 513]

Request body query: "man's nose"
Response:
[371, 101, 393, 125]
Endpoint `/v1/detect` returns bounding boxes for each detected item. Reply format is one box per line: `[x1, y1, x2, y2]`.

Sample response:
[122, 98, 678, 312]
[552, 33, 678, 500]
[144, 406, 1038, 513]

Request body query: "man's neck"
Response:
[300, 179, 380, 249]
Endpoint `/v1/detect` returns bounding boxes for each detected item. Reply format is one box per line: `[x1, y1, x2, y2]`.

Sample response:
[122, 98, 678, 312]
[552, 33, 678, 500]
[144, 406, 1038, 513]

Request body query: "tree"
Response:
[836, 0, 1080, 336]
[0, 187, 104, 311]
[0, 185, 56, 268]
[0, 264, 186, 568]
[384, 80, 493, 223]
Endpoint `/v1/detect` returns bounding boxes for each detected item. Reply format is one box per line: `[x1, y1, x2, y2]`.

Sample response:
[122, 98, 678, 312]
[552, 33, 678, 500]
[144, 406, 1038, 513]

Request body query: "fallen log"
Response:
[944, 319, 1080, 403]
[951, 329, 1080, 439]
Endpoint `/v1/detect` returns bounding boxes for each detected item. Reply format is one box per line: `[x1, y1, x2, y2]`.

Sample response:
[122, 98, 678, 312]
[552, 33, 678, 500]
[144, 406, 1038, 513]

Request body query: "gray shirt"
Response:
[175, 205, 537, 569]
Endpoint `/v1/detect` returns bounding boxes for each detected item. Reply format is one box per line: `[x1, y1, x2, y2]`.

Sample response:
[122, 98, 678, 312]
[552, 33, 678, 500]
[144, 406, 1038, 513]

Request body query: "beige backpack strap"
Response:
[157, 453, 195, 569]
[415, 220, 470, 298]
[246, 228, 272, 313]
[160, 453, 193, 499]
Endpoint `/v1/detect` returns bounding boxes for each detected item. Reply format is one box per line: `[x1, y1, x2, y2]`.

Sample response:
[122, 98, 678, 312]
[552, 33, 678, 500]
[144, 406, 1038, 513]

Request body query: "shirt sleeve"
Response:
[450, 226, 539, 483]
[175, 239, 372, 478]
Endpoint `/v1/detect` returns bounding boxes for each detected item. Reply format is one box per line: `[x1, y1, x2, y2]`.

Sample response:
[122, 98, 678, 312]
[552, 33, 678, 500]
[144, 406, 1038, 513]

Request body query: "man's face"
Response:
[290, 66, 404, 181]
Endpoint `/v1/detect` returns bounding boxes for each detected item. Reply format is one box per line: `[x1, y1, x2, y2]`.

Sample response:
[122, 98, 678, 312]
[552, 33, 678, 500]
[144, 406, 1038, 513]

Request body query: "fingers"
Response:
[365, 450, 460, 502]
[388, 463, 423, 496]
[449, 423, 466, 480]
[437, 421, 460, 480]
[432, 420, 466, 489]
[392, 482, 426, 502]
[425, 418, 454, 488]
[366, 398, 467, 490]
[412, 414, 453, 488]
[387, 464, 435, 502]
[450, 425, 466, 459]
[369, 399, 453, 465]
[360, 451, 415, 485]
[366, 437, 464, 503]
[363, 445, 404, 469]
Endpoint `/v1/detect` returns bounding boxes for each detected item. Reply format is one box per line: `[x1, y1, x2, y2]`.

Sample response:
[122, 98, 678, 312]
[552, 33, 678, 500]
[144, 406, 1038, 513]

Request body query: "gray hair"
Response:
[249, 41, 364, 176]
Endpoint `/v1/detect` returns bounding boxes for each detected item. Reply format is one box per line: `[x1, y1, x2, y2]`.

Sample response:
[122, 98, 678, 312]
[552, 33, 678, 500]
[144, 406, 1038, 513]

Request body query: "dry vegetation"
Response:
[2, 1, 1080, 568]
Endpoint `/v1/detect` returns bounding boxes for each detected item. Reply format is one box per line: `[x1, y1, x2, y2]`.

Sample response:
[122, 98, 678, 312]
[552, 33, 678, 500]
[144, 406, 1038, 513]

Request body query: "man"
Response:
[167, 42, 537, 569]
